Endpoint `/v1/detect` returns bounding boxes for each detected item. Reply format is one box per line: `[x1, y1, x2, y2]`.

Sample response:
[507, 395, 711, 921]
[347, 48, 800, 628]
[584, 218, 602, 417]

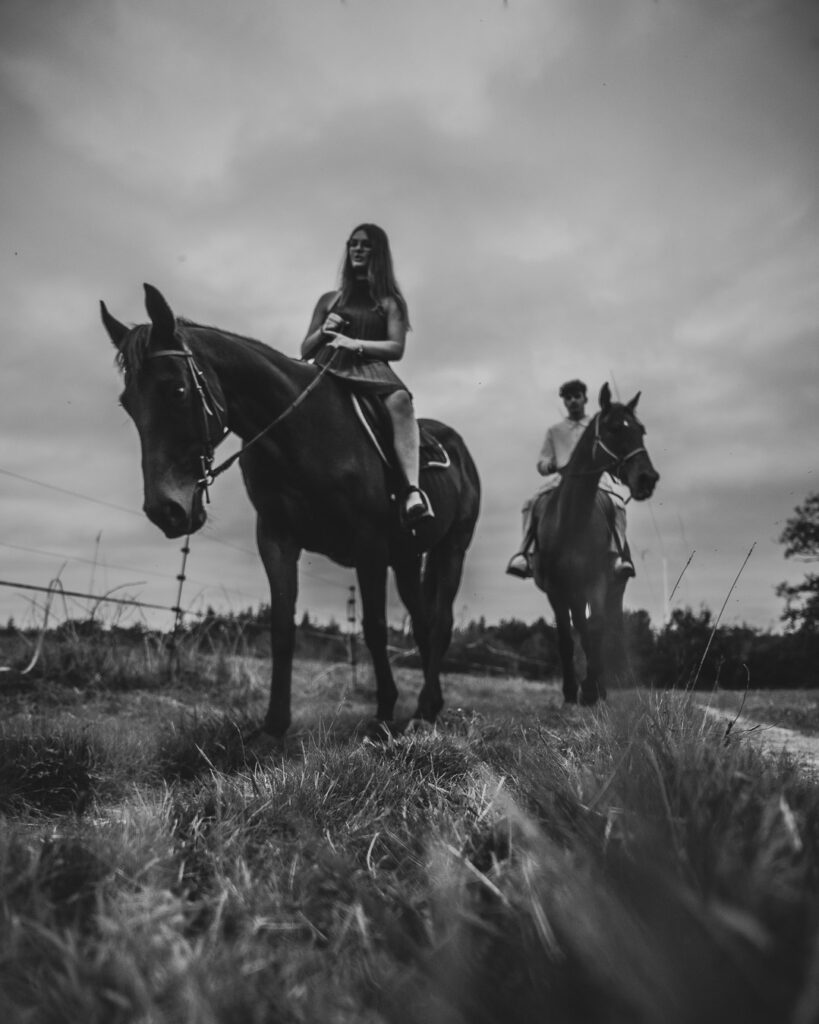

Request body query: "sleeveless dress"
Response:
[314, 280, 410, 396]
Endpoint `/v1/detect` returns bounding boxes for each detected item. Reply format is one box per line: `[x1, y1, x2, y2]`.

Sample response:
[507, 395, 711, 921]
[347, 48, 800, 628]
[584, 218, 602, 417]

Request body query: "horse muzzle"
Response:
[630, 466, 660, 501]
[144, 494, 206, 538]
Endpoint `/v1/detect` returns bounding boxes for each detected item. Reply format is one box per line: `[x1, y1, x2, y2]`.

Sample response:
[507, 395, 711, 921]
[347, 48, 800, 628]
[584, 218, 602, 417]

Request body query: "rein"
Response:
[148, 337, 338, 500]
[206, 351, 338, 486]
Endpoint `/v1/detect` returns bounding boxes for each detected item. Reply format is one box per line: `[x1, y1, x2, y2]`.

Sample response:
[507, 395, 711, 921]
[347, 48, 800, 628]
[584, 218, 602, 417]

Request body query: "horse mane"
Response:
[176, 317, 255, 345]
[115, 317, 291, 379]
[176, 318, 294, 366]
[561, 413, 598, 473]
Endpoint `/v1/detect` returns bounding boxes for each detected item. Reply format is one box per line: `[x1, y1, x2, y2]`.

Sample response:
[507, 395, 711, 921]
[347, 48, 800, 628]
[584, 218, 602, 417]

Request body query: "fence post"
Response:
[167, 534, 192, 680]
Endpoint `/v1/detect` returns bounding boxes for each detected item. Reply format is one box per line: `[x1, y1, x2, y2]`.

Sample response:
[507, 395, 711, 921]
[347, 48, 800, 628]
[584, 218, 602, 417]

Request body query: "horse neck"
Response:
[191, 328, 316, 442]
[555, 419, 602, 528]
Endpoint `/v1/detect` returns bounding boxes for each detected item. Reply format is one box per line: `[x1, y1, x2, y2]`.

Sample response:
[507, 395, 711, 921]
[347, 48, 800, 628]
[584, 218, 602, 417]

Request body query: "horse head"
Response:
[101, 284, 226, 538]
[594, 383, 659, 501]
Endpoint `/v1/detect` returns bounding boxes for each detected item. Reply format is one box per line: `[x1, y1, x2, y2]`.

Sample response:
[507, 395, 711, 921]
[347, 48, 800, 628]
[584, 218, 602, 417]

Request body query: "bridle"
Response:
[143, 332, 336, 638]
[147, 335, 337, 502]
[590, 412, 648, 477]
[560, 412, 648, 483]
[148, 336, 228, 504]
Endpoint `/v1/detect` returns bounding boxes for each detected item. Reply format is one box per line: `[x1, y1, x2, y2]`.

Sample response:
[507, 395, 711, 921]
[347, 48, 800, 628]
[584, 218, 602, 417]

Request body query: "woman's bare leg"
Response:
[384, 390, 419, 486]
[384, 390, 432, 521]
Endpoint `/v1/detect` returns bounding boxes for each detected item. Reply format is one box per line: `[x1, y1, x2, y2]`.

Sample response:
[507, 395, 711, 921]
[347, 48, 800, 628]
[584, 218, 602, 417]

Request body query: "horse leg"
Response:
[410, 542, 465, 722]
[604, 579, 630, 688]
[580, 583, 607, 705]
[552, 600, 578, 704]
[256, 521, 300, 738]
[356, 552, 399, 725]
[392, 551, 431, 678]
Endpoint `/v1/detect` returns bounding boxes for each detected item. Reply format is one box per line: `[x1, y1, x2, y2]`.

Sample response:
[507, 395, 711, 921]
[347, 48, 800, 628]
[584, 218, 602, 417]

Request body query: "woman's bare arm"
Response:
[327, 297, 407, 361]
[300, 291, 338, 360]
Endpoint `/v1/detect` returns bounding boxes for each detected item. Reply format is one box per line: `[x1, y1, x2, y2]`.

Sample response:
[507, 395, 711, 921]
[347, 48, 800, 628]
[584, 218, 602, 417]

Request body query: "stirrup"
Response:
[402, 486, 434, 526]
[506, 553, 532, 579]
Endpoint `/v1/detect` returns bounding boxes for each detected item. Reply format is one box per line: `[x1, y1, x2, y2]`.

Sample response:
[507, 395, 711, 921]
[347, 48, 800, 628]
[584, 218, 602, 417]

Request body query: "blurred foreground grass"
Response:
[1, 647, 818, 1023]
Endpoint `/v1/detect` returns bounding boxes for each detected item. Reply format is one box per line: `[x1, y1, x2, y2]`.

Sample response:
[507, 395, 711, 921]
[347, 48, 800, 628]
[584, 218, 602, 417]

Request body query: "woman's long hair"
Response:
[338, 223, 411, 329]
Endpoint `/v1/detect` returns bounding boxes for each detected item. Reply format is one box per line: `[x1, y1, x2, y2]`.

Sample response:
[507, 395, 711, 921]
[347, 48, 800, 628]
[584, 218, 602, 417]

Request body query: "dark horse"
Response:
[101, 284, 480, 739]
[531, 384, 658, 705]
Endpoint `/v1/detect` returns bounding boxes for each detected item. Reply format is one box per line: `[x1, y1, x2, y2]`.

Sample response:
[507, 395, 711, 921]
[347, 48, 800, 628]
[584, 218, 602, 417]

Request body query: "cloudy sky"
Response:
[1, 0, 817, 639]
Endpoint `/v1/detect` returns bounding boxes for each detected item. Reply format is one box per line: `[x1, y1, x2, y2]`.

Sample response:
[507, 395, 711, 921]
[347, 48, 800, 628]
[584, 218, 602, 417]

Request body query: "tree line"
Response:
[4, 491, 816, 690]
[177, 489, 819, 690]
[158, 602, 813, 691]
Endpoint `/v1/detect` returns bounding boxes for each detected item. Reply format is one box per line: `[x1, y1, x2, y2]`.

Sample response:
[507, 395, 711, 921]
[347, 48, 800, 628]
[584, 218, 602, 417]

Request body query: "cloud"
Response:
[1, 0, 818, 632]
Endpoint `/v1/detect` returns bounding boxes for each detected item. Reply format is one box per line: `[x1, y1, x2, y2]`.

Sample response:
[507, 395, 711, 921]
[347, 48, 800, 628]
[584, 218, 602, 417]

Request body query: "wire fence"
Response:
[1, 462, 561, 682]
[0, 574, 556, 683]
[1, 463, 355, 626]
[0, 578, 196, 617]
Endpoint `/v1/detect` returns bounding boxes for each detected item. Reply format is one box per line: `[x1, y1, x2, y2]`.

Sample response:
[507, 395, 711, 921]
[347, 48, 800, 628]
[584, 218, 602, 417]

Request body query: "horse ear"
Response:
[143, 283, 177, 343]
[626, 391, 642, 413]
[100, 301, 129, 349]
[599, 383, 612, 411]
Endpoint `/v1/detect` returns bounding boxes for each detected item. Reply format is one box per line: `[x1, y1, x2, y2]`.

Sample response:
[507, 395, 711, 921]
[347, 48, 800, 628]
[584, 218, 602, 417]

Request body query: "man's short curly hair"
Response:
[559, 378, 587, 398]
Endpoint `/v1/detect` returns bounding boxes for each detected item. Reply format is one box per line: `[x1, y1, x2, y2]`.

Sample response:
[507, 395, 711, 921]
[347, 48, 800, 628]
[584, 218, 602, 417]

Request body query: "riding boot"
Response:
[610, 504, 634, 578]
[507, 499, 535, 579]
[612, 554, 636, 579]
[611, 541, 636, 579]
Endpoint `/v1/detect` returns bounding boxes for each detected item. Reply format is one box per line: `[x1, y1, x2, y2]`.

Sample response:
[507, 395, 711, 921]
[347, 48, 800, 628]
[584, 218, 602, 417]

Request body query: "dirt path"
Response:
[701, 705, 819, 772]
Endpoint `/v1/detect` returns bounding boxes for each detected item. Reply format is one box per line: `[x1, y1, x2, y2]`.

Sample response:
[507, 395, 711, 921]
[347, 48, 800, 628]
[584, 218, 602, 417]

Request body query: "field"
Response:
[2, 640, 819, 1024]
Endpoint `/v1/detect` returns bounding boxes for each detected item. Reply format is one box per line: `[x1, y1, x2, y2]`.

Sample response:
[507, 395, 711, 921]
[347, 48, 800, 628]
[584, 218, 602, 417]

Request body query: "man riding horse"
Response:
[506, 378, 635, 580]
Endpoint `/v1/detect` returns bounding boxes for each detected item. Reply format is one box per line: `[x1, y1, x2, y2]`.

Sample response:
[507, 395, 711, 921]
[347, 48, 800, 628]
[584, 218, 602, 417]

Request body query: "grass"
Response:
[1, 641, 819, 1023]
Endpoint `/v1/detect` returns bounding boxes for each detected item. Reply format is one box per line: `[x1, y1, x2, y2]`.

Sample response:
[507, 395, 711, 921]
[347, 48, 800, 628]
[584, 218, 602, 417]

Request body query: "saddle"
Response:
[530, 486, 629, 565]
[351, 394, 451, 473]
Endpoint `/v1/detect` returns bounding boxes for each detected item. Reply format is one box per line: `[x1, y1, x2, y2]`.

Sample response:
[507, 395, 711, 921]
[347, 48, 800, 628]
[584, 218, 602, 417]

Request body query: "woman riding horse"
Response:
[301, 223, 433, 526]
[101, 283, 480, 741]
